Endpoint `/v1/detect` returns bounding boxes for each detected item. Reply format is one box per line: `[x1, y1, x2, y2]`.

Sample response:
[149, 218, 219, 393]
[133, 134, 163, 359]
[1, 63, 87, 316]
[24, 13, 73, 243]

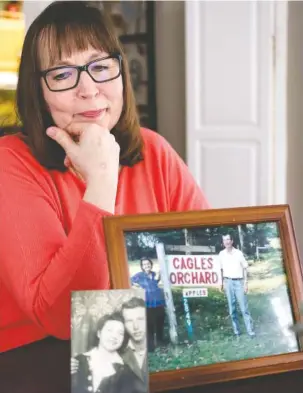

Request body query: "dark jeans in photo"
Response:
[147, 305, 165, 351]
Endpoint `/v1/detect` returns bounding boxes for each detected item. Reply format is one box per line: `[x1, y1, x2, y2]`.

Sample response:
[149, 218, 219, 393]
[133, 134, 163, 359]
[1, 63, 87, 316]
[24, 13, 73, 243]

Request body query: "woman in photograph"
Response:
[72, 312, 137, 393]
[0, 0, 209, 391]
[131, 258, 166, 351]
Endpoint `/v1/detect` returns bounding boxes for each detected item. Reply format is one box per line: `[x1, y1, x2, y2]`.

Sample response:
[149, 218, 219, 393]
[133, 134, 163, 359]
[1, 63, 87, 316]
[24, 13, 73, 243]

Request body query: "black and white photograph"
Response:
[125, 222, 300, 373]
[71, 288, 149, 393]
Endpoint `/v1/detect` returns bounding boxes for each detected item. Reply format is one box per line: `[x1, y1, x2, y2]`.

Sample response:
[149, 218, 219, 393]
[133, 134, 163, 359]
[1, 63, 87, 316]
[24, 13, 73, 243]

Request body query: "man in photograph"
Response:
[218, 233, 255, 338]
[121, 297, 148, 393]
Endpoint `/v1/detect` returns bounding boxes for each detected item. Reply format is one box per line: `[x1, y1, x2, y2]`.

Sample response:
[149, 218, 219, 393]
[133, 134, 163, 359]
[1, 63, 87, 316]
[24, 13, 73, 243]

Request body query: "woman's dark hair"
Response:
[140, 257, 153, 271]
[16, 1, 143, 171]
[222, 233, 234, 242]
[92, 311, 129, 352]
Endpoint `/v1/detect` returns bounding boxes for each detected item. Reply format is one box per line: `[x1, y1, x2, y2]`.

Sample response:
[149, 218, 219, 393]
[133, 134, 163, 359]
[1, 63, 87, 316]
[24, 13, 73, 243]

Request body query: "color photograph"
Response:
[124, 222, 299, 373]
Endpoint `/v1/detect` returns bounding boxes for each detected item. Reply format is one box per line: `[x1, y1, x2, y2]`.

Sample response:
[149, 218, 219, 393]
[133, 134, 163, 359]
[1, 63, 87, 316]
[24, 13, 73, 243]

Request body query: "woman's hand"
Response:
[46, 121, 120, 213]
[71, 357, 79, 374]
[132, 283, 141, 288]
[46, 121, 120, 184]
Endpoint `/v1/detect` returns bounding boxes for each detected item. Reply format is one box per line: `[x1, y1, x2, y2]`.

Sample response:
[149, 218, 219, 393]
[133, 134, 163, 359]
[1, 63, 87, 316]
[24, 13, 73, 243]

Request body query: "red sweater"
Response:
[0, 128, 209, 352]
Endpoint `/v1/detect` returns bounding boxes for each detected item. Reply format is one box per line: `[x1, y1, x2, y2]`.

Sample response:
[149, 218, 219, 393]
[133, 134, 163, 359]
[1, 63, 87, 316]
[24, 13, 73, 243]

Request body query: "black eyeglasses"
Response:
[40, 53, 122, 92]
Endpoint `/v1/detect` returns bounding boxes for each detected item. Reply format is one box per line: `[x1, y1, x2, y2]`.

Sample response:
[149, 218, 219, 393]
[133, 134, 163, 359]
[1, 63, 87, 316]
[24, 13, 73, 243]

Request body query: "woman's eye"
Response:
[53, 71, 71, 80]
[92, 65, 107, 72]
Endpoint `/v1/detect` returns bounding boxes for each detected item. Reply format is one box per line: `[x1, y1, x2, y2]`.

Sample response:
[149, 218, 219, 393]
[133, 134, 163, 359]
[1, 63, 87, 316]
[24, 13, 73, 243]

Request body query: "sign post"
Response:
[156, 243, 178, 344]
[182, 296, 193, 341]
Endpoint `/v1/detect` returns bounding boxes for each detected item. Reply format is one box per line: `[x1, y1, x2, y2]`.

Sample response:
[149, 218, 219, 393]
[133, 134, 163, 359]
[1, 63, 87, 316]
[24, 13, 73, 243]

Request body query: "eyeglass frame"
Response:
[39, 52, 123, 92]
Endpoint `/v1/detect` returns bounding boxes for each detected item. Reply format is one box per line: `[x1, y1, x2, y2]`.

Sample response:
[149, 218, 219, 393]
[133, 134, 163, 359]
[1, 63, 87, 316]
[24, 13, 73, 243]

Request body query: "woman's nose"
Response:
[77, 71, 99, 98]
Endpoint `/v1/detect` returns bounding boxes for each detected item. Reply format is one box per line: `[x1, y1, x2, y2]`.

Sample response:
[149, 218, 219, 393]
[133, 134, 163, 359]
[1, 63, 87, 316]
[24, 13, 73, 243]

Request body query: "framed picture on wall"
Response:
[123, 42, 148, 107]
[103, 205, 303, 392]
[93, 0, 157, 131]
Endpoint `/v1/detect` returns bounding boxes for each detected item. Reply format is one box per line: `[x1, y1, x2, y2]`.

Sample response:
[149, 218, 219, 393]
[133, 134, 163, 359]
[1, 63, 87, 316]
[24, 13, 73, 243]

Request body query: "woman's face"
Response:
[41, 47, 123, 134]
[97, 320, 125, 352]
[142, 260, 152, 273]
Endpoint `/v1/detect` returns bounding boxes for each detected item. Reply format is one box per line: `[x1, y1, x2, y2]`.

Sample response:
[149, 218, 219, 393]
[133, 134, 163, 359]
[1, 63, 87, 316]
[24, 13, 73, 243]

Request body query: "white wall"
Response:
[286, 2, 303, 260]
[155, 1, 186, 160]
[154, 0, 303, 260]
[23, 1, 53, 31]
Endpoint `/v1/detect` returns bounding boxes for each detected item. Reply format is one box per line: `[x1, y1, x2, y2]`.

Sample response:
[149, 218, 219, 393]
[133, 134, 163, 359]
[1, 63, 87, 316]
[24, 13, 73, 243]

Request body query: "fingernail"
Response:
[46, 127, 56, 137]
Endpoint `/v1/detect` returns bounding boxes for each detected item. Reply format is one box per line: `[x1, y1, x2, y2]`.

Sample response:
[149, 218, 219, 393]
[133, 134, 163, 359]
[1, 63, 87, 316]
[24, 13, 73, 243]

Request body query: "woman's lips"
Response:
[77, 109, 106, 118]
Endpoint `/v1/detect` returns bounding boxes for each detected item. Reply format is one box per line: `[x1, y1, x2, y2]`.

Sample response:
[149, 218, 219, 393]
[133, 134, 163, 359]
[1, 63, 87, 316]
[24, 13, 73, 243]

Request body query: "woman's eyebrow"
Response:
[51, 53, 108, 68]
[50, 60, 74, 67]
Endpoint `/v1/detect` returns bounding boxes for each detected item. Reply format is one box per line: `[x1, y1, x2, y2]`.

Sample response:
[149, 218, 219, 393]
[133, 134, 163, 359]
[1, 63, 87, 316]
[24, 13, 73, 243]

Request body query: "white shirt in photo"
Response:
[218, 247, 248, 279]
[85, 348, 124, 392]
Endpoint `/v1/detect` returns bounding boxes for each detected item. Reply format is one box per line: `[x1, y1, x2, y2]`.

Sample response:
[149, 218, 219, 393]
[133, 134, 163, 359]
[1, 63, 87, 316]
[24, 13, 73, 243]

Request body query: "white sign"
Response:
[183, 288, 208, 298]
[166, 255, 222, 287]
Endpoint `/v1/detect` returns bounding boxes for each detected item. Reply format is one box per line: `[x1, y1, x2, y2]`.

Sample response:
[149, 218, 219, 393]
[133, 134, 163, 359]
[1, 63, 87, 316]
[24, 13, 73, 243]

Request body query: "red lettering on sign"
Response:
[181, 257, 187, 269]
[192, 272, 198, 284]
[173, 257, 180, 269]
[170, 272, 176, 284]
[193, 257, 200, 270]
[204, 271, 211, 284]
[208, 257, 213, 269]
[212, 272, 218, 283]
[201, 258, 208, 269]
[170, 270, 221, 285]
[184, 272, 191, 284]
[198, 272, 205, 283]
[169, 257, 219, 285]
[177, 272, 184, 284]
[172, 256, 217, 271]
[187, 258, 194, 269]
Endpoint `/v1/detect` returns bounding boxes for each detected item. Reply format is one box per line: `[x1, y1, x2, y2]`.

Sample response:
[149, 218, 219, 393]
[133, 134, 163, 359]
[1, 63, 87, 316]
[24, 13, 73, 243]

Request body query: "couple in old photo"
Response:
[71, 294, 148, 393]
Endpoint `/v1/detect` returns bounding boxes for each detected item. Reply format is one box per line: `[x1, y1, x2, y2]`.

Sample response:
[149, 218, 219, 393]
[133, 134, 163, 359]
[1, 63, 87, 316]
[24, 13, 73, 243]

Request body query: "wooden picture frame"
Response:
[103, 205, 303, 392]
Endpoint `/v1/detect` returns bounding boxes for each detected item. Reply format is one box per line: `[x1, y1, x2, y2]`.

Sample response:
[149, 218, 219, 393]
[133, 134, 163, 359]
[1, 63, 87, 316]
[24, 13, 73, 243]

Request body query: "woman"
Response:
[72, 312, 137, 393]
[131, 258, 166, 352]
[0, 1, 209, 391]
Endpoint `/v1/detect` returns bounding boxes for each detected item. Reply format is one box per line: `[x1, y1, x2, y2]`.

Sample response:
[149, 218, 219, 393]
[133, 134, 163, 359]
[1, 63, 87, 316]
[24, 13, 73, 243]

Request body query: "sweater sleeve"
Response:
[159, 135, 211, 211]
[0, 146, 110, 338]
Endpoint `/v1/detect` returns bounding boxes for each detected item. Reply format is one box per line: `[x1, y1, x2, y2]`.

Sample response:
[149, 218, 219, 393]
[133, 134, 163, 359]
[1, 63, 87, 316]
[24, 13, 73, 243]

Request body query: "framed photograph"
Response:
[103, 205, 303, 392]
[123, 43, 148, 106]
[100, 1, 147, 35]
[91, 0, 157, 130]
[71, 288, 149, 393]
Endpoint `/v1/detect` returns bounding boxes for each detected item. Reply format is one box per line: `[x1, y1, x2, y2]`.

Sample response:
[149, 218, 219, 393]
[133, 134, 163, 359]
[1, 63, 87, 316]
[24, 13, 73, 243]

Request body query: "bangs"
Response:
[38, 20, 119, 70]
